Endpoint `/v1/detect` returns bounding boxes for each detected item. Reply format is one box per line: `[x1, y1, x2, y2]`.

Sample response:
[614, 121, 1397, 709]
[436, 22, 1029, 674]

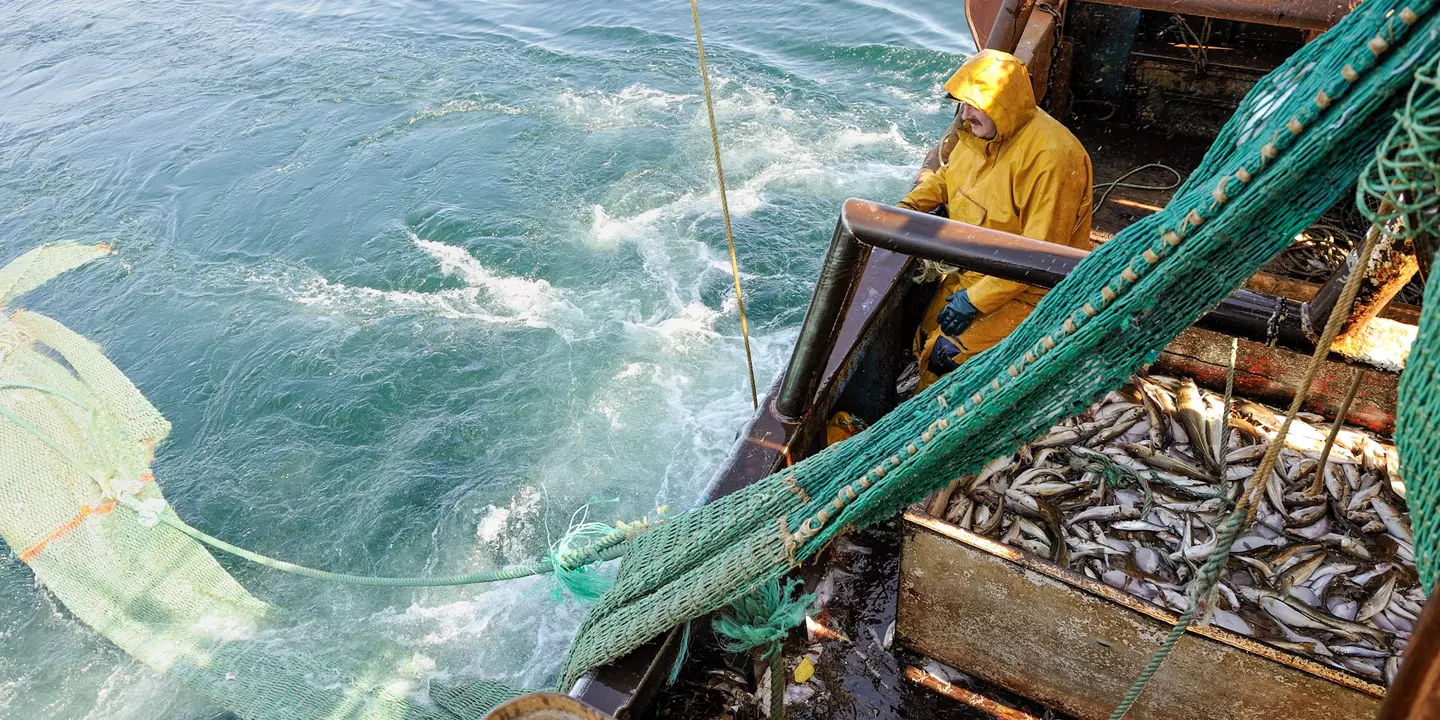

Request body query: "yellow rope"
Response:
[689, 0, 759, 409]
[1241, 220, 1385, 522]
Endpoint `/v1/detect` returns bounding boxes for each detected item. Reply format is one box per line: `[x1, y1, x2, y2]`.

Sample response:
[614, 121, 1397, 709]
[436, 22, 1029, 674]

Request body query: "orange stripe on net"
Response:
[17, 471, 153, 563]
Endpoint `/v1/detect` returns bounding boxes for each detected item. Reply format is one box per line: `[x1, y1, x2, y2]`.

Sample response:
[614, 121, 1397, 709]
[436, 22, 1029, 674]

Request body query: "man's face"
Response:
[959, 102, 997, 140]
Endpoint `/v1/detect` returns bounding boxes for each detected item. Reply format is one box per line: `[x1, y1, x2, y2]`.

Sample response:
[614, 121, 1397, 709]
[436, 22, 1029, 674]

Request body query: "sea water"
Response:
[0, 1, 969, 716]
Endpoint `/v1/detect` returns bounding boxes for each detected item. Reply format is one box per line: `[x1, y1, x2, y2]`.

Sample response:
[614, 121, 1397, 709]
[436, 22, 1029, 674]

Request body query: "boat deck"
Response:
[1077, 119, 1210, 244]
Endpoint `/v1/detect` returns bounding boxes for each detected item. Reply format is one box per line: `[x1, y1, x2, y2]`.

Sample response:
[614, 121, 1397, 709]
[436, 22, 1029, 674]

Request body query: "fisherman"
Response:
[900, 49, 1094, 390]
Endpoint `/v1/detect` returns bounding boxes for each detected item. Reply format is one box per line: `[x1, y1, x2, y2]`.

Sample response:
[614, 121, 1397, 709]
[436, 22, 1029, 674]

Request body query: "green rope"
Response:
[547, 516, 623, 602]
[146, 506, 636, 588]
[666, 620, 692, 686]
[1108, 507, 1247, 719]
[1109, 340, 1243, 720]
[713, 578, 814, 658]
[0, 368, 661, 592]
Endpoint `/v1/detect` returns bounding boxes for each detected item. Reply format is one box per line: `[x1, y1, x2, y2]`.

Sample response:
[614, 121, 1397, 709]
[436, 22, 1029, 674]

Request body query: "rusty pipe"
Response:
[1082, 0, 1351, 30]
[985, 0, 1036, 52]
[1083, 0, 1350, 30]
[840, 199, 1316, 354]
[774, 218, 869, 420]
[904, 666, 1041, 720]
[1302, 225, 1419, 343]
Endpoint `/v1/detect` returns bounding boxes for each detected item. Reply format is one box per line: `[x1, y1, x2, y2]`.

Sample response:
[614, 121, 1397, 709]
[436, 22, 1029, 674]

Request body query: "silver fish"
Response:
[1225, 443, 1270, 464]
[1331, 599, 1359, 621]
[1279, 553, 1326, 591]
[1123, 444, 1210, 481]
[1342, 658, 1384, 682]
[1208, 608, 1253, 636]
[1175, 379, 1216, 473]
[1111, 520, 1170, 533]
[1371, 497, 1414, 544]
[1068, 504, 1139, 525]
[1386, 655, 1403, 686]
[969, 454, 1016, 492]
[1331, 644, 1390, 659]
[1090, 406, 1145, 446]
[1256, 595, 1383, 641]
[1020, 481, 1084, 498]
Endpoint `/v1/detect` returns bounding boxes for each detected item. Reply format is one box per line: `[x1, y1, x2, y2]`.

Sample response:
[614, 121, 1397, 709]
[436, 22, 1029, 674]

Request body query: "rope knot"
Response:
[100, 474, 144, 501]
[134, 498, 168, 528]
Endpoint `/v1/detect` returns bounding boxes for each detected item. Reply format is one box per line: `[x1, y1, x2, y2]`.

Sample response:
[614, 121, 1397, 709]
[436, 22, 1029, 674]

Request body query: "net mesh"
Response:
[3, 0, 1440, 716]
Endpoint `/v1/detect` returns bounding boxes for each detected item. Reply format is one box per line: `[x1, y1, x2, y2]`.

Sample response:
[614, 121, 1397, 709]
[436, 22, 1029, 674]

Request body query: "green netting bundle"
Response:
[560, 0, 1440, 685]
[1386, 60, 1440, 592]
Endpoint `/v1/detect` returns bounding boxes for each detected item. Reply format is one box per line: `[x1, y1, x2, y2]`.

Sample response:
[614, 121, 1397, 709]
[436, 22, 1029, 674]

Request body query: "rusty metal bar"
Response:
[774, 218, 869, 420]
[1013, 5, 1058, 102]
[986, 0, 1036, 52]
[905, 666, 1044, 720]
[1082, 0, 1350, 30]
[839, 199, 1323, 355]
[1303, 226, 1420, 342]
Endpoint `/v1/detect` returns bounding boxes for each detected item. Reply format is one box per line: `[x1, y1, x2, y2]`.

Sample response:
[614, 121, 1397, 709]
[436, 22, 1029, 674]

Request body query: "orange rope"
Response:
[17, 471, 152, 563]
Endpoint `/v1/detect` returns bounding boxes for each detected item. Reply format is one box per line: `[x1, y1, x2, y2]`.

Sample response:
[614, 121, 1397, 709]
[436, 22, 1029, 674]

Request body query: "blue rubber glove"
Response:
[927, 335, 965, 376]
[936, 289, 980, 338]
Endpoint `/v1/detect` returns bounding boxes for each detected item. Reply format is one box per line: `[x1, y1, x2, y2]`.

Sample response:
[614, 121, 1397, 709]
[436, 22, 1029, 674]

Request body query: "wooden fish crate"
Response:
[897, 509, 1386, 719]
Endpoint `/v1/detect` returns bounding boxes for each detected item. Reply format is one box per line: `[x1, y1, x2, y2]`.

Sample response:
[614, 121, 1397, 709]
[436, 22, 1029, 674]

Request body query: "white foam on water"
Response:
[834, 123, 915, 151]
[408, 98, 524, 124]
[588, 201, 686, 251]
[708, 80, 800, 124]
[277, 233, 586, 338]
[474, 505, 512, 544]
[374, 574, 593, 690]
[553, 84, 697, 130]
[409, 234, 560, 318]
[77, 662, 207, 720]
[623, 301, 722, 355]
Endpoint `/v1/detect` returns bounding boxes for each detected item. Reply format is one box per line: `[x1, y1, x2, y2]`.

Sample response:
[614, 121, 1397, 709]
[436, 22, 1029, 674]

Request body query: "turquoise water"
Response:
[0, 1, 968, 716]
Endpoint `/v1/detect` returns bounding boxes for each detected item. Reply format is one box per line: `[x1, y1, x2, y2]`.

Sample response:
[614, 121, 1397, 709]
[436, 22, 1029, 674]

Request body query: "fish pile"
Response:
[936, 374, 1420, 686]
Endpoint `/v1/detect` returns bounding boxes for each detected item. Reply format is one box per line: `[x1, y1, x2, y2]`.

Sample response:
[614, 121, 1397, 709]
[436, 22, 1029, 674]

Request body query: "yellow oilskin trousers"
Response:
[914, 271, 1037, 389]
[899, 49, 1094, 390]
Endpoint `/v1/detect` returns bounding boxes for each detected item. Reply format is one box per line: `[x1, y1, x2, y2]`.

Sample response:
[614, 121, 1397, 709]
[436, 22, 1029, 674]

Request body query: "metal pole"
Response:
[773, 219, 868, 420]
[839, 199, 1338, 356]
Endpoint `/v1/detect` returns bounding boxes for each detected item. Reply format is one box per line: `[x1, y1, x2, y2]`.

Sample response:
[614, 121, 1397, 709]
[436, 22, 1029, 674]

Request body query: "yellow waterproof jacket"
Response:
[899, 50, 1094, 313]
